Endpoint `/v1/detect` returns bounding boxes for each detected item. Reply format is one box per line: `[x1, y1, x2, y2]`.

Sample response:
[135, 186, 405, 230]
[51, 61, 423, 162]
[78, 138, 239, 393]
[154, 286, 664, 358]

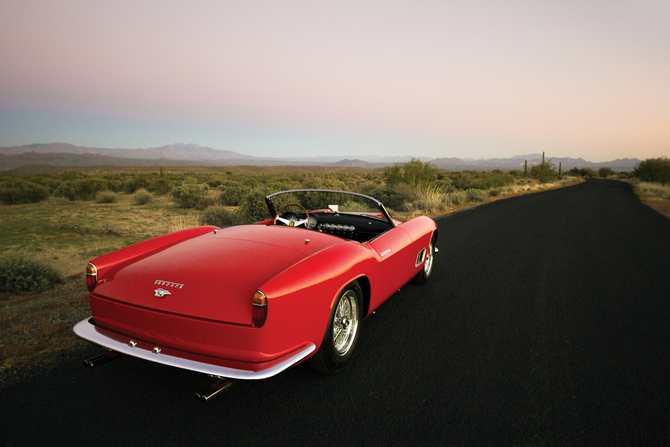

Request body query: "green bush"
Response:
[466, 188, 487, 202]
[635, 158, 670, 185]
[59, 171, 87, 181]
[149, 177, 173, 195]
[219, 185, 252, 206]
[0, 257, 64, 294]
[132, 189, 153, 205]
[530, 161, 558, 184]
[383, 158, 438, 187]
[598, 167, 615, 178]
[579, 168, 599, 178]
[0, 181, 50, 204]
[201, 205, 240, 228]
[196, 195, 217, 210]
[238, 188, 271, 223]
[171, 184, 209, 208]
[57, 178, 108, 201]
[123, 174, 150, 194]
[449, 190, 467, 205]
[96, 191, 118, 203]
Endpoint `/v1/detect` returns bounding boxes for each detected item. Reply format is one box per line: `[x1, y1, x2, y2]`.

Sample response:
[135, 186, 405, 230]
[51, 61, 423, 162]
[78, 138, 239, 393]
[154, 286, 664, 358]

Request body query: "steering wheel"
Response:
[274, 203, 310, 228]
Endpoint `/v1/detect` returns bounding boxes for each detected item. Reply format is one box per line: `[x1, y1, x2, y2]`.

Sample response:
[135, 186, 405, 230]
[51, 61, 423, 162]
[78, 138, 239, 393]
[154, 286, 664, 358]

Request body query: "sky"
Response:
[1, 0, 669, 162]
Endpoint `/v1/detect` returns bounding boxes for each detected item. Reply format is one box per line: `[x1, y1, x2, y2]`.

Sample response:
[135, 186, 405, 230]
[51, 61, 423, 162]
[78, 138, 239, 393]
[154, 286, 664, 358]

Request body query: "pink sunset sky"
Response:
[1, 0, 668, 162]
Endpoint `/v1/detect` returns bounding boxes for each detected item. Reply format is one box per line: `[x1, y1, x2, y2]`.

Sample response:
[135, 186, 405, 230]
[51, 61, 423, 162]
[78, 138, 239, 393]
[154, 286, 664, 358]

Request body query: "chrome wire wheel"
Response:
[332, 290, 359, 356]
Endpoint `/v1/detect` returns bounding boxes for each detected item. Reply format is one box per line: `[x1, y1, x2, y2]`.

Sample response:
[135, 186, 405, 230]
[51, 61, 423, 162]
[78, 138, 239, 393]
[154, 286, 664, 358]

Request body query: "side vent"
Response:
[415, 248, 427, 268]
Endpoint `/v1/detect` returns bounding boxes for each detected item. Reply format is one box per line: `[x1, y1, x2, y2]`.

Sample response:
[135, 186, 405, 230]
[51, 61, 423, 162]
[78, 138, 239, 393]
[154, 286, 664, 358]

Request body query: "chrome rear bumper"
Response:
[73, 318, 315, 380]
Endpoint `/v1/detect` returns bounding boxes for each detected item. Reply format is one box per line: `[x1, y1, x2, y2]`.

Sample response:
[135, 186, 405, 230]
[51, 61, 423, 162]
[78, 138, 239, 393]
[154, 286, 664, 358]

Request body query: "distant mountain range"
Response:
[0, 143, 642, 172]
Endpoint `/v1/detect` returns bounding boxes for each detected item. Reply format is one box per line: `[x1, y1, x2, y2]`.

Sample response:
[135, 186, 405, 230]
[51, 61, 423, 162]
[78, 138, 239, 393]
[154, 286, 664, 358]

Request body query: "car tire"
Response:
[308, 281, 362, 375]
[412, 235, 435, 285]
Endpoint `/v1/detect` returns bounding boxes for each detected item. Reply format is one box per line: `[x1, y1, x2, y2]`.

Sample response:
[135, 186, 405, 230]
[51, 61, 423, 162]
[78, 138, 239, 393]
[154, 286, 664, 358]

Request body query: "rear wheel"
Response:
[412, 236, 435, 285]
[308, 281, 362, 374]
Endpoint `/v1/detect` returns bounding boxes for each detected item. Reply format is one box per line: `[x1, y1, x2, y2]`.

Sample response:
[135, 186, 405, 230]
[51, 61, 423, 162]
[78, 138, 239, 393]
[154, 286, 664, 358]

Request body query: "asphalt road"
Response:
[2, 178, 670, 446]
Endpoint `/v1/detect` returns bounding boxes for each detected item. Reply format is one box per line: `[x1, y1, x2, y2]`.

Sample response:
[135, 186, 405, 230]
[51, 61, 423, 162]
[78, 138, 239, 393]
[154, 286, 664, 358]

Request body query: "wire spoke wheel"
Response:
[308, 281, 362, 374]
[332, 291, 358, 356]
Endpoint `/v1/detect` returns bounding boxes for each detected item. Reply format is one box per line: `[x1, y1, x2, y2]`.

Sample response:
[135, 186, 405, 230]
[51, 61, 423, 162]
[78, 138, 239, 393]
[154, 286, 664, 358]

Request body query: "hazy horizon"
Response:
[2, 1, 669, 163]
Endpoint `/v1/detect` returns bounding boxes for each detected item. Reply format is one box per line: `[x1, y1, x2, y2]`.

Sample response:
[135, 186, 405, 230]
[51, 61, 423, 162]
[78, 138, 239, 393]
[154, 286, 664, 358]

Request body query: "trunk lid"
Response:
[93, 225, 344, 325]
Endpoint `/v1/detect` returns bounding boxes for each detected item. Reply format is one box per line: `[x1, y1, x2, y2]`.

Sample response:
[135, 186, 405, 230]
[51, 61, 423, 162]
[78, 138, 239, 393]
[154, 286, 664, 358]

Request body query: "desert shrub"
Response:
[123, 174, 150, 194]
[449, 190, 467, 206]
[0, 256, 64, 294]
[635, 157, 670, 185]
[0, 181, 50, 204]
[598, 167, 615, 178]
[238, 188, 270, 223]
[207, 178, 224, 188]
[220, 185, 252, 206]
[466, 188, 487, 202]
[57, 178, 108, 201]
[579, 168, 599, 178]
[196, 195, 217, 210]
[358, 185, 406, 211]
[59, 171, 87, 181]
[489, 189, 500, 197]
[132, 189, 153, 205]
[383, 158, 438, 187]
[509, 169, 523, 177]
[451, 173, 476, 190]
[201, 205, 240, 228]
[149, 177, 173, 195]
[96, 191, 118, 203]
[171, 184, 209, 208]
[530, 161, 558, 184]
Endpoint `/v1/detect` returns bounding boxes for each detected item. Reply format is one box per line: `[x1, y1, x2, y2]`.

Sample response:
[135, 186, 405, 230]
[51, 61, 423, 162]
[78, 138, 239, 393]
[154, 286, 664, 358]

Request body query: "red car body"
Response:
[74, 189, 437, 379]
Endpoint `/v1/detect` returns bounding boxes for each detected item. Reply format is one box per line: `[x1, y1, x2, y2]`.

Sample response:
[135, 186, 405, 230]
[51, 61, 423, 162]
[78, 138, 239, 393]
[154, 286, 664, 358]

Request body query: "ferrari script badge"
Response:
[154, 288, 171, 298]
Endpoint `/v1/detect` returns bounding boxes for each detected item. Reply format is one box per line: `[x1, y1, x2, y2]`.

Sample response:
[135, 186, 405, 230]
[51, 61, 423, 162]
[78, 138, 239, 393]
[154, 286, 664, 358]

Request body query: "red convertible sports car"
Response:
[74, 189, 437, 387]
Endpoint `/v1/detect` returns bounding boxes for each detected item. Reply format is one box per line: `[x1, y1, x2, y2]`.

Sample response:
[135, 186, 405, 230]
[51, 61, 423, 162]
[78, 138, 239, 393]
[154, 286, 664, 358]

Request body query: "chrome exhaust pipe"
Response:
[84, 350, 120, 367]
[195, 378, 234, 401]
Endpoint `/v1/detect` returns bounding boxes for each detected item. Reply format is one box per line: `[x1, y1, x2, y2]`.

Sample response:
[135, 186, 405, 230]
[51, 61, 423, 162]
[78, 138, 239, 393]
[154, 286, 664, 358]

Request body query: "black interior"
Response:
[277, 211, 392, 243]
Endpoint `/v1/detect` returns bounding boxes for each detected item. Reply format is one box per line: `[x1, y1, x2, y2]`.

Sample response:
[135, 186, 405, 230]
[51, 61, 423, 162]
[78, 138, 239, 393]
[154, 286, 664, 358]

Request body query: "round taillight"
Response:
[86, 262, 98, 292]
[252, 290, 267, 328]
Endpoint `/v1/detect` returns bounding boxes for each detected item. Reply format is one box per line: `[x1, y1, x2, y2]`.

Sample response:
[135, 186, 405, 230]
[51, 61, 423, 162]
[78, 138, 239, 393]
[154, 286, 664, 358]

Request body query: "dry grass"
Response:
[0, 280, 90, 377]
[634, 181, 670, 219]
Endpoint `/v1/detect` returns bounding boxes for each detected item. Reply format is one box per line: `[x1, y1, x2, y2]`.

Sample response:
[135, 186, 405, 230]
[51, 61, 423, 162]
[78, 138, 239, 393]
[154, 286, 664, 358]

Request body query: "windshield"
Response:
[265, 189, 393, 225]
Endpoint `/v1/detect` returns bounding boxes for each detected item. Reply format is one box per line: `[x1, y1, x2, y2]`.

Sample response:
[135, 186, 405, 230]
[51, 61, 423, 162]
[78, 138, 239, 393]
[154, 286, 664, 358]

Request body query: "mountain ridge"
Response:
[0, 143, 643, 172]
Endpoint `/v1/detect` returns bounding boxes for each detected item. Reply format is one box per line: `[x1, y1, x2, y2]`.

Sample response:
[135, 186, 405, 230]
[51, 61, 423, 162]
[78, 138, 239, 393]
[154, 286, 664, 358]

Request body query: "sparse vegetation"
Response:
[635, 157, 670, 185]
[0, 256, 64, 294]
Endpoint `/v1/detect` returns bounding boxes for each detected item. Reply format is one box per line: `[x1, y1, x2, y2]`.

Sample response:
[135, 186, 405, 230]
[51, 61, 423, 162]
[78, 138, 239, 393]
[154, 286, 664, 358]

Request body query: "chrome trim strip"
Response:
[73, 318, 316, 380]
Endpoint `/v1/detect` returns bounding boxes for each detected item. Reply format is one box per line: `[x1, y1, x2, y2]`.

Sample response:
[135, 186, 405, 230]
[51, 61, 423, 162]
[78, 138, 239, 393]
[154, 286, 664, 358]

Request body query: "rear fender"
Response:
[258, 242, 381, 353]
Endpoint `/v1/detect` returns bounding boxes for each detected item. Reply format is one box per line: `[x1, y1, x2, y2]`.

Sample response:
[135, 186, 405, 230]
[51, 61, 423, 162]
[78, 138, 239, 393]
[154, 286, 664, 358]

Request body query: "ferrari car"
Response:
[74, 189, 437, 381]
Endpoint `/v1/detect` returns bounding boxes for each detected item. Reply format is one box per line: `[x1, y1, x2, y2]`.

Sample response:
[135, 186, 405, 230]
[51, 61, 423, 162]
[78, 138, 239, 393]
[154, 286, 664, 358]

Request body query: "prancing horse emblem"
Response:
[154, 288, 171, 298]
